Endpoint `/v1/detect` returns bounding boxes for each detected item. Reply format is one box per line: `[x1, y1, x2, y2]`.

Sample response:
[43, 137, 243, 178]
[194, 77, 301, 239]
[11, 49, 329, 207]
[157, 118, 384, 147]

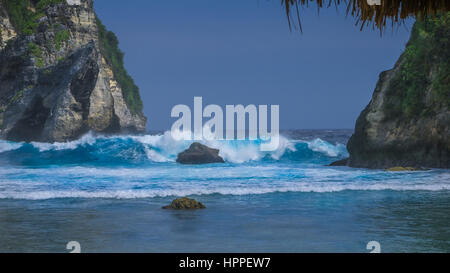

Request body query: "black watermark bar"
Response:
[0, 253, 446, 272]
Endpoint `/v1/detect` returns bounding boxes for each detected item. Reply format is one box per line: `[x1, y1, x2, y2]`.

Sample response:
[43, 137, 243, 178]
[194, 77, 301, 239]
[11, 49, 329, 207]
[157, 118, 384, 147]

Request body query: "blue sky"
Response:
[94, 0, 414, 130]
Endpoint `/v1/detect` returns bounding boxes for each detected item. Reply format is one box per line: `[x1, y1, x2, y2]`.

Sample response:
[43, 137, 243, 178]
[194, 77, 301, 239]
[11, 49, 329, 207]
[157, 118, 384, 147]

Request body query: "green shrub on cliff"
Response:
[96, 16, 143, 115]
[432, 62, 450, 106]
[28, 42, 42, 57]
[54, 29, 70, 51]
[3, 0, 64, 35]
[419, 13, 450, 108]
[386, 13, 449, 118]
[35, 0, 64, 11]
[9, 89, 24, 104]
[4, 0, 39, 35]
[28, 42, 44, 67]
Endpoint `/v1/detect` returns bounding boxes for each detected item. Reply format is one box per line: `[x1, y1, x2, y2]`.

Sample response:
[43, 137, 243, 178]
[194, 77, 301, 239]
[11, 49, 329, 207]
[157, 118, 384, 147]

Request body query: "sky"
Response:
[94, 0, 414, 130]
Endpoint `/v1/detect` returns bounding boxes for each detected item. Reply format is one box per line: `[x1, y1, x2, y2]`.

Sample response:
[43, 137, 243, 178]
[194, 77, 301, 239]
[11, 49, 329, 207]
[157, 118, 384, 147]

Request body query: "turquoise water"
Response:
[0, 130, 449, 252]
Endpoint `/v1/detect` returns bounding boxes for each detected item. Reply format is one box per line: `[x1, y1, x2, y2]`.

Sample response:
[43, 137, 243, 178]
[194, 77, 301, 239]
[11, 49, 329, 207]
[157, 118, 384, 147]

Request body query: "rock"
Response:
[329, 158, 348, 166]
[0, 0, 146, 142]
[0, 4, 17, 50]
[162, 197, 206, 210]
[177, 142, 225, 164]
[386, 166, 428, 172]
[346, 15, 449, 169]
[386, 167, 417, 172]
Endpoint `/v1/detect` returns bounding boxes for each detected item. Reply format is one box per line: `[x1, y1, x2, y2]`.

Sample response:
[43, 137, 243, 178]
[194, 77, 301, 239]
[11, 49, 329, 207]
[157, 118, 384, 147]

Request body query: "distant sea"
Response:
[0, 129, 449, 252]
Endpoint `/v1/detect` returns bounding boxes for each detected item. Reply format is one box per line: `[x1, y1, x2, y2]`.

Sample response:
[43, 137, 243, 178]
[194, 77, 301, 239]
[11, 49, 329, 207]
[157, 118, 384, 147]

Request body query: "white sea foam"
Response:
[29, 132, 98, 151]
[1, 132, 448, 201]
[0, 182, 449, 200]
[131, 131, 297, 163]
[0, 140, 23, 153]
[0, 162, 448, 200]
[307, 138, 346, 157]
[130, 131, 293, 163]
[0, 131, 347, 164]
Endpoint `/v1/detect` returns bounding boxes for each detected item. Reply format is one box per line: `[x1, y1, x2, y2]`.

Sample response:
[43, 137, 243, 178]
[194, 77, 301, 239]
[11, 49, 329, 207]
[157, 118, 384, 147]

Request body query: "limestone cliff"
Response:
[345, 13, 449, 169]
[0, 0, 146, 142]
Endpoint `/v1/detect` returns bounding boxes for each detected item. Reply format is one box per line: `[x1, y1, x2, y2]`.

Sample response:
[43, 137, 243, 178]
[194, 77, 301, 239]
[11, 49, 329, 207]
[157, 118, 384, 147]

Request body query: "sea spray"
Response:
[0, 132, 346, 165]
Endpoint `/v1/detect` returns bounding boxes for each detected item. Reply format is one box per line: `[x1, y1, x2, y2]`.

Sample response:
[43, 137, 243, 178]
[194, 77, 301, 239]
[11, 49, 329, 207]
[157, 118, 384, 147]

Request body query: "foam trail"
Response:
[1, 182, 449, 200]
[0, 131, 347, 164]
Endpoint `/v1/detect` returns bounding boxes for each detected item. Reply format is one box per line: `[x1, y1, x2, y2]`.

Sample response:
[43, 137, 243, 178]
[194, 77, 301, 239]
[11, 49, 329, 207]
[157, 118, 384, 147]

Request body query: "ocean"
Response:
[0, 130, 449, 252]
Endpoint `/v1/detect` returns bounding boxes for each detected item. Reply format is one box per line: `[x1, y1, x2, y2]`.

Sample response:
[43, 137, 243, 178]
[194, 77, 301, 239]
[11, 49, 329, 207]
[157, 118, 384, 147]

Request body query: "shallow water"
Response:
[0, 130, 449, 252]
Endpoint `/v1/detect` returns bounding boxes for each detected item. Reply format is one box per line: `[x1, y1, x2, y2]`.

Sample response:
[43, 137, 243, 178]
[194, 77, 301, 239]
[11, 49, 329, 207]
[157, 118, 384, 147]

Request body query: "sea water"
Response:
[0, 130, 448, 252]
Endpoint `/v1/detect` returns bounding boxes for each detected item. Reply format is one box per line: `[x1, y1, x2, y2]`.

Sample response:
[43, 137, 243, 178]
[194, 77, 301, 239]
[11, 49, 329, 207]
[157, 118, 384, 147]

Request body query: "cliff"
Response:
[0, 0, 146, 142]
[345, 13, 449, 169]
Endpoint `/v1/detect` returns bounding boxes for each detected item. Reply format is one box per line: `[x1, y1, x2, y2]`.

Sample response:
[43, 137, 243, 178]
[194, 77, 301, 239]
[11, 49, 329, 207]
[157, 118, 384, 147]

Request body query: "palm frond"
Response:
[282, 0, 450, 31]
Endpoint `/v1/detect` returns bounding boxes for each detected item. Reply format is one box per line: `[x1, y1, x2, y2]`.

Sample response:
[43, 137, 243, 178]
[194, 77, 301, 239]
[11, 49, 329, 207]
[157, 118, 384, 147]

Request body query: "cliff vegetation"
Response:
[3, 0, 64, 35]
[385, 12, 449, 119]
[96, 16, 143, 115]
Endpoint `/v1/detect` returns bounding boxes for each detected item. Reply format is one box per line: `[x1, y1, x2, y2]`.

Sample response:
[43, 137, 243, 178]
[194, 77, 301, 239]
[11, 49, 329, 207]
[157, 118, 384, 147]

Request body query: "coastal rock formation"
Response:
[162, 197, 206, 210]
[329, 158, 348, 167]
[177, 142, 225, 164]
[0, 0, 146, 142]
[0, 4, 16, 49]
[345, 14, 449, 169]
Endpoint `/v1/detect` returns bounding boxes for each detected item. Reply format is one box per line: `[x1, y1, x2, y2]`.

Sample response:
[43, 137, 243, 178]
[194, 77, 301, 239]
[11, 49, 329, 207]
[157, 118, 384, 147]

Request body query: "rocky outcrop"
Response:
[162, 197, 206, 210]
[329, 158, 348, 167]
[0, 2, 16, 49]
[177, 142, 225, 164]
[385, 166, 428, 172]
[345, 14, 449, 169]
[0, 0, 146, 142]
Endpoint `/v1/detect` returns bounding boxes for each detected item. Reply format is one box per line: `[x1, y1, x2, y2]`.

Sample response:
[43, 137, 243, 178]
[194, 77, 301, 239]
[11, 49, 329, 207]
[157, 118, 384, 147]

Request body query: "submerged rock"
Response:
[386, 166, 428, 172]
[176, 142, 225, 164]
[329, 158, 348, 166]
[162, 197, 206, 210]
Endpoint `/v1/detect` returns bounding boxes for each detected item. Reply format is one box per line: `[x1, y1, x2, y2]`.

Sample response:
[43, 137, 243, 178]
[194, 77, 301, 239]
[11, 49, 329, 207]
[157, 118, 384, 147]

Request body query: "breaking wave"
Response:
[1, 182, 449, 200]
[0, 132, 348, 165]
[0, 130, 448, 200]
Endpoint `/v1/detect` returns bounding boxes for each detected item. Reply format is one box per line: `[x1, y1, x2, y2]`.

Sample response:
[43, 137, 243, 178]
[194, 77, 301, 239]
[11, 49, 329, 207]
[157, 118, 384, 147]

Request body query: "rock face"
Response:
[0, 0, 146, 142]
[177, 142, 225, 164]
[0, 4, 16, 49]
[346, 14, 449, 169]
[162, 197, 206, 210]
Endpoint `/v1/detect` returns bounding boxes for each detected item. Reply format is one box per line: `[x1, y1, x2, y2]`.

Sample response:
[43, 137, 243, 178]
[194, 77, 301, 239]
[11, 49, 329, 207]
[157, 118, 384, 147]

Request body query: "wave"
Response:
[1, 182, 448, 200]
[0, 141, 22, 153]
[0, 131, 348, 165]
[0, 153, 448, 200]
